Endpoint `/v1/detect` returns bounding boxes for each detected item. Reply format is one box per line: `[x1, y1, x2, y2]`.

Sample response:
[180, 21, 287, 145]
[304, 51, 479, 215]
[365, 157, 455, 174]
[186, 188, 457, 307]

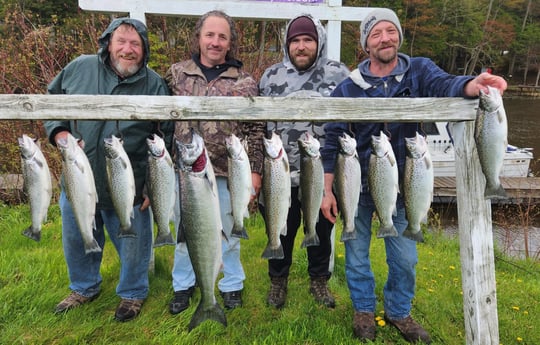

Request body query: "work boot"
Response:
[221, 290, 243, 310]
[309, 276, 336, 308]
[267, 276, 287, 309]
[169, 286, 195, 315]
[353, 311, 376, 342]
[54, 291, 99, 314]
[115, 298, 144, 322]
[385, 315, 432, 344]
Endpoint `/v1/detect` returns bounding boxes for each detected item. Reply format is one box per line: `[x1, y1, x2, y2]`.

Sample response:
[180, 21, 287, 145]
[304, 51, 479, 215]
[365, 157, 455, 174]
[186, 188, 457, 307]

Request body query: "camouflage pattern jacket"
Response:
[165, 58, 265, 176]
[259, 14, 350, 186]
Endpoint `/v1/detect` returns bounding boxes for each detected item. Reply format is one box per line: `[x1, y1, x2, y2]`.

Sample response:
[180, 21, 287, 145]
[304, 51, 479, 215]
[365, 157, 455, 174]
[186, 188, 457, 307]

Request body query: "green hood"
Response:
[97, 17, 150, 66]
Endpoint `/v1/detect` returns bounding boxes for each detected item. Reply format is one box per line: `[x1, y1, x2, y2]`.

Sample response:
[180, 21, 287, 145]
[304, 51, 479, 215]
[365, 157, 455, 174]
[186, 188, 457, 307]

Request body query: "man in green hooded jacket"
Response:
[44, 17, 173, 322]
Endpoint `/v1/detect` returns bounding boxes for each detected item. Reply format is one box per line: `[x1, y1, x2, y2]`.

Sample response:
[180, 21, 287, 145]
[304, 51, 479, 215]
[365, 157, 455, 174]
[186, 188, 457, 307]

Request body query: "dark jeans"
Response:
[259, 186, 333, 279]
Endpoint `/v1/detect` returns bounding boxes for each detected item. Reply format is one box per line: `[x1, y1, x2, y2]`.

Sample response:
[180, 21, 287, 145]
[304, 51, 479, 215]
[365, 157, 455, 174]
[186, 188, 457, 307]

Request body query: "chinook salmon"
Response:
[58, 133, 101, 254]
[175, 130, 226, 331]
[104, 135, 136, 238]
[334, 132, 361, 242]
[368, 131, 399, 238]
[403, 132, 433, 243]
[226, 133, 252, 239]
[146, 134, 176, 247]
[298, 132, 323, 247]
[262, 131, 290, 259]
[18, 134, 52, 242]
[474, 86, 508, 199]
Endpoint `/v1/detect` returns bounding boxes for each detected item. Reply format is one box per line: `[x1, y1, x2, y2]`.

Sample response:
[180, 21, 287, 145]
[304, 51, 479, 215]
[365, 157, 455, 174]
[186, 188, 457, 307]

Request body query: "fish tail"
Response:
[402, 228, 425, 243]
[84, 239, 102, 254]
[340, 229, 356, 242]
[231, 224, 249, 239]
[301, 231, 320, 248]
[118, 224, 137, 238]
[261, 243, 284, 260]
[376, 224, 398, 238]
[484, 183, 507, 200]
[154, 229, 175, 247]
[22, 227, 41, 242]
[188, 302, 227, 331]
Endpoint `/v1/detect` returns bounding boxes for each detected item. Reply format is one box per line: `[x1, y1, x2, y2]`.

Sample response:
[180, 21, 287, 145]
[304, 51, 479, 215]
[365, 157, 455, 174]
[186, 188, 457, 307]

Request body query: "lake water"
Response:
[506, 98, 540, 175]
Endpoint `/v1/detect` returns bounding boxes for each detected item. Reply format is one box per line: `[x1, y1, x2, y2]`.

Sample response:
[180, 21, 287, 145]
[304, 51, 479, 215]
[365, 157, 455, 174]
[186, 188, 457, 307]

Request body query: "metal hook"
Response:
[155, 121, 164, 138]
[73, 120, 83, 141]
[383, 123, 391, 141]
[418, 122, 427, 138]
[115, 120, 124, 140]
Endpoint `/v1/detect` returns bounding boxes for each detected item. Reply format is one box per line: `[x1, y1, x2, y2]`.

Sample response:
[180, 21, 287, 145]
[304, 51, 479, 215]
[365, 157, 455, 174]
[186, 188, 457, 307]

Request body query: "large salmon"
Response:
[18, 134, 52, 242]
[175, 130, 226, 331]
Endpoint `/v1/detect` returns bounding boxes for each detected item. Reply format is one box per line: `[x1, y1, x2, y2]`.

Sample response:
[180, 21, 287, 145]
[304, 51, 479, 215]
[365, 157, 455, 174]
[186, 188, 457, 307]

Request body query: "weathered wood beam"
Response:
[0, 95, 478, 122]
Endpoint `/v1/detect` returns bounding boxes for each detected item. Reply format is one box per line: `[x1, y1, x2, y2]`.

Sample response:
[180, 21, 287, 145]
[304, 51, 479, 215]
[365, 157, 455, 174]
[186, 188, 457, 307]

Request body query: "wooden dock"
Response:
[434, 176, 540, 203]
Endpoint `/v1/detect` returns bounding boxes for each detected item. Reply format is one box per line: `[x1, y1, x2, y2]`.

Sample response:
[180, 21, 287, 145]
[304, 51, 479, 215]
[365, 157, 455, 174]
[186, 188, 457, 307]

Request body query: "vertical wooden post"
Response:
[452, 120, 499, 345]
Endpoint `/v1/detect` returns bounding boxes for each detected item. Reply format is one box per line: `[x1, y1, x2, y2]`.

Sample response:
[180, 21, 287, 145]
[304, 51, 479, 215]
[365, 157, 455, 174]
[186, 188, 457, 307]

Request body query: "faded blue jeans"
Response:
[345, 204, 418, 320]
[59, 191, 152, 300]
[172, 176, 245, 293]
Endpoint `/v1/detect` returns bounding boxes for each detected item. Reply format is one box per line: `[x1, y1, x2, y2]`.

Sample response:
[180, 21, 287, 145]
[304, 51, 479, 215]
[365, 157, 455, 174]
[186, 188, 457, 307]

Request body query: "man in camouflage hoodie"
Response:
[259, 14, 350, 309]
[166, 10, 265, 314]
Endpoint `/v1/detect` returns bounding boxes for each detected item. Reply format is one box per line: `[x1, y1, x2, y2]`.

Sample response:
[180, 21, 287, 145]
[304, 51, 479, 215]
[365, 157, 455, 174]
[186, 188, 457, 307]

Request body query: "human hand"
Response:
[250, 172, 262, 203]
[464, 72, 508, 97]
[321, 192, 338, 224]
[139, 195, 151, 211]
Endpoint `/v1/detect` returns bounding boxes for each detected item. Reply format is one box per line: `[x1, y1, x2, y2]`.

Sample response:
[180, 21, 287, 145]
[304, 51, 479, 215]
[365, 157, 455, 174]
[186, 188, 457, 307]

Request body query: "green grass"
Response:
[0, 203, 539, 345]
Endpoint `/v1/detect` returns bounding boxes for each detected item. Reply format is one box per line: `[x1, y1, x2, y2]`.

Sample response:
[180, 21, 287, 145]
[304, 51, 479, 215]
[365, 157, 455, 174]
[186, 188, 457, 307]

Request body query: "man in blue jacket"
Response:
[44, 17, 173, 322]
[320, 8, 507, 344]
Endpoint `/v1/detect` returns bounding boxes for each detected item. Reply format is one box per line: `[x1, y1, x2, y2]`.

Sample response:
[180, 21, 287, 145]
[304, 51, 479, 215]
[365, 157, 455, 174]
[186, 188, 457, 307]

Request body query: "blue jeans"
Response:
[345, 204, 417, 320]
[172, 176, 245, 293]
[59, 191, 152, 300]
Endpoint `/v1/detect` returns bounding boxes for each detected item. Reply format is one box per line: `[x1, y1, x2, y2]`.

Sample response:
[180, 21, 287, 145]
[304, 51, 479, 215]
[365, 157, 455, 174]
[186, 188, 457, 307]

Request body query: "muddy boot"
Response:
[309, 276, 335, 308]
[267, 276, 287, 309]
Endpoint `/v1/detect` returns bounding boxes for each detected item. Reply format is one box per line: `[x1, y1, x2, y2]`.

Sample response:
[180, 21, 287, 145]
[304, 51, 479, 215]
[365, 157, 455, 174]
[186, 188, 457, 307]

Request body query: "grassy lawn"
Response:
[0, 203, 538, 345]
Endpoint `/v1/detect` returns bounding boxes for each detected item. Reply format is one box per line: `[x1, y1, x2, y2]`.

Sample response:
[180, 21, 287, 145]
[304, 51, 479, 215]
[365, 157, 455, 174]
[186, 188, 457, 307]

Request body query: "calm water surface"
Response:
[505, 98, 540, 175]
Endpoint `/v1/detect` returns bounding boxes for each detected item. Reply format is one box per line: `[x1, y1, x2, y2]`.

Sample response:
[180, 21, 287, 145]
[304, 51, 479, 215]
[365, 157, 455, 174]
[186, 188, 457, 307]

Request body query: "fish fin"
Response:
[301, 232, 320, 248]
[402, 228, 425, 243]
[261, 243, 284, 260]
[84, 239, 102, 254]
[280, 224, 287, 237]
[424, 156, 432, 170]
[188, 301, 227, 331]
[21, 227, 41, 242]
[387, 154, 396, 166]
[118, 223, 137, 238]
[231, 224, 249, 239]
[154, 228, 175, 247]
[484, 183, 507, 200]
[339, 230, 356, 242]
[376, 224, 398, 238]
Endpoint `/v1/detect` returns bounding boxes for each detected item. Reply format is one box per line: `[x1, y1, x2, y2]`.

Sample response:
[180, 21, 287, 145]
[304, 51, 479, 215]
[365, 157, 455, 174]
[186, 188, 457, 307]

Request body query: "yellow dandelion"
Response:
[512, 306, 520, 311]
[517, 337, 523, 342]
[337, 254, 344, 258]
[428, 288, 435, 293]
[517, 279, 523, 283]
[449, 265, 456, 270]
[422, 266, 428, 271]
[377, 319, 386, 327]
[375, 316, 382, 321]
[438, 274, 444, 278]
[523, 311, 529, 315]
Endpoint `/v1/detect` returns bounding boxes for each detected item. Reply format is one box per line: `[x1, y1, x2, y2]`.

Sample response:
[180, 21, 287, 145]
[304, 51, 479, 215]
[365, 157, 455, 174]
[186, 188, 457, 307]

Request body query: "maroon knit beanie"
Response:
[286, 16, 318, 45]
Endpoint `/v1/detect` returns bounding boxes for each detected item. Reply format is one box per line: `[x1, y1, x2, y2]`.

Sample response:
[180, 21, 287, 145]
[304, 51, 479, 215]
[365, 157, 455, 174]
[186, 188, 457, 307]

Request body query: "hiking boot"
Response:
[220, 290, 243, 310]
[385, 315, 432, 344]
[309, 276, 336, 308]
[54, 291, 99, 314]
[353, 311, 376, 342]
[267, 276, 287, 309]
[115, 299, 144, 322]
[169, 286, 195, 315]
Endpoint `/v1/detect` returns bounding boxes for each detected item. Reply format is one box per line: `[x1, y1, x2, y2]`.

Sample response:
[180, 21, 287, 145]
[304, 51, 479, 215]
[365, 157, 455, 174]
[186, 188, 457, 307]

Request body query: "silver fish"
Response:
[175, 130, 226, 331]
[474, 86, 508, 199]
[146, 134, 175, 247]
[58, 133, 101, 254]
[298, 132, 323, 247]
[18, 134, 52, 242]
[262, 131, 290, 259]
[104, 135, 136, 238]
[226, 133, 252, 239]
[334, 132, 361, 242]
[368, 131, 399, 238]
[403, 132, 433, 242]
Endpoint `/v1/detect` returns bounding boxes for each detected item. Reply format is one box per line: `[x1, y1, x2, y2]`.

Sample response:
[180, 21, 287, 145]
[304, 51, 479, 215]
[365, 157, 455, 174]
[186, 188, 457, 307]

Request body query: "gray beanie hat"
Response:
[360, 8, 403, 52]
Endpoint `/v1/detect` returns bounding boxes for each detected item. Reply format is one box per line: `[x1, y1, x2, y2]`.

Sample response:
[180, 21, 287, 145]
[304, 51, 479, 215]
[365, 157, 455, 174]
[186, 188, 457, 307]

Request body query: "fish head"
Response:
[103, 135, 123, 159]
[405, 132, 428, 159]
[298, 132, 321, 158]
[146, 133, 166, 158]
[225, 133, 244, 159]
[371, 131, 391, 158]
[18, 134, 38, 160]
[57, 133, 83, 163]
[176, 129, 206, 171]
[263, 131, 284, 159]
[479, 86, 502, 113]
[338, 132, 357, 156]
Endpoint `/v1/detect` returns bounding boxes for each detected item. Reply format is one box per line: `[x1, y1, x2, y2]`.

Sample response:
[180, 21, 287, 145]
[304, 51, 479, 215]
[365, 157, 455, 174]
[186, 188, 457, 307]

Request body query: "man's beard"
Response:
[110, 57, 141, 78]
